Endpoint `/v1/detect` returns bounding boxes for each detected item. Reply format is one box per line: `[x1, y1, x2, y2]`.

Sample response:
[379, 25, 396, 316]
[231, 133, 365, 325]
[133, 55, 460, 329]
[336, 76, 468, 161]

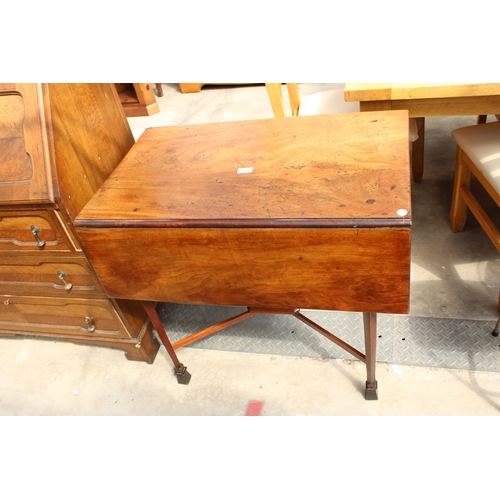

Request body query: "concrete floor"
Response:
[2, 334, 500, 416]
[2, 83, 500, 417]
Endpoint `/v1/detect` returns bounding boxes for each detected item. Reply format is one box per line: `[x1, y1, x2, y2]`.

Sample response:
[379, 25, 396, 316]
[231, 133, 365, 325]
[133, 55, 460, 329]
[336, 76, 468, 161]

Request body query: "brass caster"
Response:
[174, 365, 192, 385]
[365, 381, 378, 401]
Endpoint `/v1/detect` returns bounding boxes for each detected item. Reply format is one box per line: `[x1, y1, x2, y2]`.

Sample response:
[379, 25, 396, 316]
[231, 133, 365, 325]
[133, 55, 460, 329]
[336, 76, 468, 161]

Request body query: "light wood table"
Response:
[75, 110, 412, 400]
[345, 83, 500, 182]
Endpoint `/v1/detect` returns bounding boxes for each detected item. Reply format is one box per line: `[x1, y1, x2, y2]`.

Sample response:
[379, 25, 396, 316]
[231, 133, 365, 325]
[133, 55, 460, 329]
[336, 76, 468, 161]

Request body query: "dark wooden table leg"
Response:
[363, 312, 378, 400]
[142, 301, 191, 384]
[493, 293, 500, 337]
[411, 117, 425, 182]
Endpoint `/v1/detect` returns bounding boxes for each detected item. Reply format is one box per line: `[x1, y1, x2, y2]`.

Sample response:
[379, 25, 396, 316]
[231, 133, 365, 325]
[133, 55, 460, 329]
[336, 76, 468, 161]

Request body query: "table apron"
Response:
[76, 226, 411, 314]
[359, 95, 500, 117]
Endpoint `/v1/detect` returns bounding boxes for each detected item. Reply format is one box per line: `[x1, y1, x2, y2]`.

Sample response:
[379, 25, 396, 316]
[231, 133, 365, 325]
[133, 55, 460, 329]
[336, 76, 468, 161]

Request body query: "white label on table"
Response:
[237, 167, 253, 174]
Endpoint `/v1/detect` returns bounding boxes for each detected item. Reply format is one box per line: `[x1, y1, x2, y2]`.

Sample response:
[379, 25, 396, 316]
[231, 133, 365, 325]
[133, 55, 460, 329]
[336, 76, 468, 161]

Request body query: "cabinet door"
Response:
[0, 83, 54, 204]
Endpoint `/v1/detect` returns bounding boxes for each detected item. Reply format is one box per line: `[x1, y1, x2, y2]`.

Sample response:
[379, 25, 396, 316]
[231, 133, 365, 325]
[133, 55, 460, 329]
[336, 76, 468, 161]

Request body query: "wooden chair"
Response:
[265, 83, 419, 142]
[450, 120, 500, 335]
[265, 83, 359, 117]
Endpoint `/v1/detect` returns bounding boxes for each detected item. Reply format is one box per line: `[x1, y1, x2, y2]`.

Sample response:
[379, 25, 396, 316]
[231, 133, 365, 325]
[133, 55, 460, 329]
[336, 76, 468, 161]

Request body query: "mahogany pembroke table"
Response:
[75, 110, 412, 400]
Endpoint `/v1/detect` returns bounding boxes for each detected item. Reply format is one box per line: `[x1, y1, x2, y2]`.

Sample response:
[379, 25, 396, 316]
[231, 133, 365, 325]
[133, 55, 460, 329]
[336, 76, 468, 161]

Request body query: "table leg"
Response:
[142, 301, 191, 385]
[411, 118, 425, 182]
[363, 312, 378, 400]
[492, 318, 500, 337]
[492, 292, 500, 337]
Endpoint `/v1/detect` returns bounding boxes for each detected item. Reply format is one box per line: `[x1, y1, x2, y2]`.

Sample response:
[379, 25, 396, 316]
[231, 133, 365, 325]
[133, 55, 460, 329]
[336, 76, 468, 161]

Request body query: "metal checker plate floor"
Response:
[157, 303, 500, 373]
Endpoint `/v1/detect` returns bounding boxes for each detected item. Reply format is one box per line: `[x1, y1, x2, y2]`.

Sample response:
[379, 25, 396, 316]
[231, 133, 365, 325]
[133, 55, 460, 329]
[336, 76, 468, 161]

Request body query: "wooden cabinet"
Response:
[114, 84, 160, 117]
[0, 83, 160, 363]
[0, 84, 54, 204]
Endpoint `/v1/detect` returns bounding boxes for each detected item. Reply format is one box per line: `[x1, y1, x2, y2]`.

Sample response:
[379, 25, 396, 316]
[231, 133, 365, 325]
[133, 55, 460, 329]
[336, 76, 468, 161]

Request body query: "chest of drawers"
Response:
[0, 84, 160, 363]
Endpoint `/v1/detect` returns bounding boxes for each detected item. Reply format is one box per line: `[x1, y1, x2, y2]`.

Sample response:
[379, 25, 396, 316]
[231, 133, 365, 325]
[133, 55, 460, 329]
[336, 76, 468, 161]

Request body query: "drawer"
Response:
[0, 253, 104, 298]
[0, 295, 133, 339]
[0, 210, 77, 252]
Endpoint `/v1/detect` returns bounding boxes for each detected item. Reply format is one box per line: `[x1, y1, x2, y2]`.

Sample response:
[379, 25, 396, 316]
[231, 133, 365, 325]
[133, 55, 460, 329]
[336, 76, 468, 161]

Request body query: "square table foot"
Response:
[174, 365, 192, 385]
[491, 317, 500, 337]
[365, 381, 378, 400]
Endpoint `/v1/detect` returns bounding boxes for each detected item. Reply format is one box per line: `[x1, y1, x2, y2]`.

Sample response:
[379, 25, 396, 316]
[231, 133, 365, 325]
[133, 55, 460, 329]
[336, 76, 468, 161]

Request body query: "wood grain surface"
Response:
[345, 83, 500, 101]
[344, 83, 500, 118]
[75, 111, 411, 314]
[76, 111, 411, 227]
[76, 227, 411, 313]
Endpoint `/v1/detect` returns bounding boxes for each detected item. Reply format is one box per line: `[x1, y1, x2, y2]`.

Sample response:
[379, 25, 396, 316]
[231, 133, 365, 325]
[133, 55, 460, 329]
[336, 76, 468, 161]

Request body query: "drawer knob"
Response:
[57, 271, 73, 290]
[30, 225, 46, 248]
[85, 317, 96, 333]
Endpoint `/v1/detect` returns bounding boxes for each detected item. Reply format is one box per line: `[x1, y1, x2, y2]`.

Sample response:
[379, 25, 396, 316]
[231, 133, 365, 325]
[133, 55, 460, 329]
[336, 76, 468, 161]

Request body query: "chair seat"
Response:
[408, 118, 418, 142]
[452, 121, 500, 193]
[299, 87, 419, 142]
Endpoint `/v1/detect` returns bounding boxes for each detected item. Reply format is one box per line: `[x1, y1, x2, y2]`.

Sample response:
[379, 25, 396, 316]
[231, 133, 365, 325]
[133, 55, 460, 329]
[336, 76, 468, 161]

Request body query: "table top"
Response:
[75, 111, 411, 230]
[345, 83, 500, 102]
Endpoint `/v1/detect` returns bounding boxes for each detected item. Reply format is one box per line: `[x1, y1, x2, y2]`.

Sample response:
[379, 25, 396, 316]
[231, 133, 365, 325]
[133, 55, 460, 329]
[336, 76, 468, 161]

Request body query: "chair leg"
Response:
[265, 83, 287, 118]
[450, 147, 472, 232]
